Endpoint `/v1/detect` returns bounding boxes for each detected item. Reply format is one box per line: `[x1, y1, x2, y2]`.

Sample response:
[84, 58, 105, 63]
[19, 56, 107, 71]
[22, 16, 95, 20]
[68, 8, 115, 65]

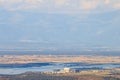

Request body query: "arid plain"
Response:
[0, 55, 120, 64]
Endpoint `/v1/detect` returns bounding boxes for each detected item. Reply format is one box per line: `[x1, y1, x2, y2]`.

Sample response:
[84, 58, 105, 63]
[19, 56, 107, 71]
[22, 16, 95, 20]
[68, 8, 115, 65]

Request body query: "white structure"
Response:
[63, 68, 70, 73]
[57, 67, 71, 73]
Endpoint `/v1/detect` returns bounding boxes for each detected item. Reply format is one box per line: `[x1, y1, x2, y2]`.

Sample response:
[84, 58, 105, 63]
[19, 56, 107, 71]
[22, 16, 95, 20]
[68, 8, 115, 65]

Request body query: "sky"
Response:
[0, 0, 120, 52]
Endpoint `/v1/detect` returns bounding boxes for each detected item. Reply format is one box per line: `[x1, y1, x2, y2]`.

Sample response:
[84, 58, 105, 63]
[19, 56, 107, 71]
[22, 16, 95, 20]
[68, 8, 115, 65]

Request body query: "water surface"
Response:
[0, 62, 120, 74]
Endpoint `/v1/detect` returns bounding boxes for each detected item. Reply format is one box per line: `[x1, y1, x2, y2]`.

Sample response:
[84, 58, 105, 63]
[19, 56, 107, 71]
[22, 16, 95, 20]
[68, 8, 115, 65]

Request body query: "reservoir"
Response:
[0, 62, 120, 74]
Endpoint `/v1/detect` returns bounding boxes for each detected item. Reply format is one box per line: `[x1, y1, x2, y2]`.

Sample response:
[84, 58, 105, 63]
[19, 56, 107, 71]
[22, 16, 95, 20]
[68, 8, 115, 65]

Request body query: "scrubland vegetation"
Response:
[0, 70, 120, 80]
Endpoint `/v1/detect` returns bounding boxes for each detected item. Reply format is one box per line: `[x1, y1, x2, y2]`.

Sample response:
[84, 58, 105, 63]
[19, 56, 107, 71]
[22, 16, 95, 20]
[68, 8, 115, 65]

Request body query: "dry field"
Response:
[0, 55, 120, 64]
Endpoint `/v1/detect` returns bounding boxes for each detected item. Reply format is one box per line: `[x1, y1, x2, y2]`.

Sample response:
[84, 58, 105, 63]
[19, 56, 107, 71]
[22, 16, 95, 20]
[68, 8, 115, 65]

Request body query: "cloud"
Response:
[0, 0, 4, 3]
[80, 0, 99, 10]
[104, 0, 110, 4]
[18, 39, 53, 44]
[113, 3, 120, 9]
[55, 0, 69, 7]
[18, 0, 43, 10]
[0, 0, 120, 13]
[19, 39, 39, 43]
[4, 0, 43, 11]
[96, 30, 104, 35]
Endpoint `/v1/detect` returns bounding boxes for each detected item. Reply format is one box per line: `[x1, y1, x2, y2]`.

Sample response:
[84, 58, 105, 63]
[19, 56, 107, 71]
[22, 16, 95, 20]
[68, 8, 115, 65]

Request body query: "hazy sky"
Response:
[0, 0, 120, 51]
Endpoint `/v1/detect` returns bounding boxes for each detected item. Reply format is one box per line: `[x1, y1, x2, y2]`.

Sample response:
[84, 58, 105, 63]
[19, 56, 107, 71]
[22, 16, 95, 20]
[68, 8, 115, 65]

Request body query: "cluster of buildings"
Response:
[53, 67, 120, 74]
[54, 67, 80, 73]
